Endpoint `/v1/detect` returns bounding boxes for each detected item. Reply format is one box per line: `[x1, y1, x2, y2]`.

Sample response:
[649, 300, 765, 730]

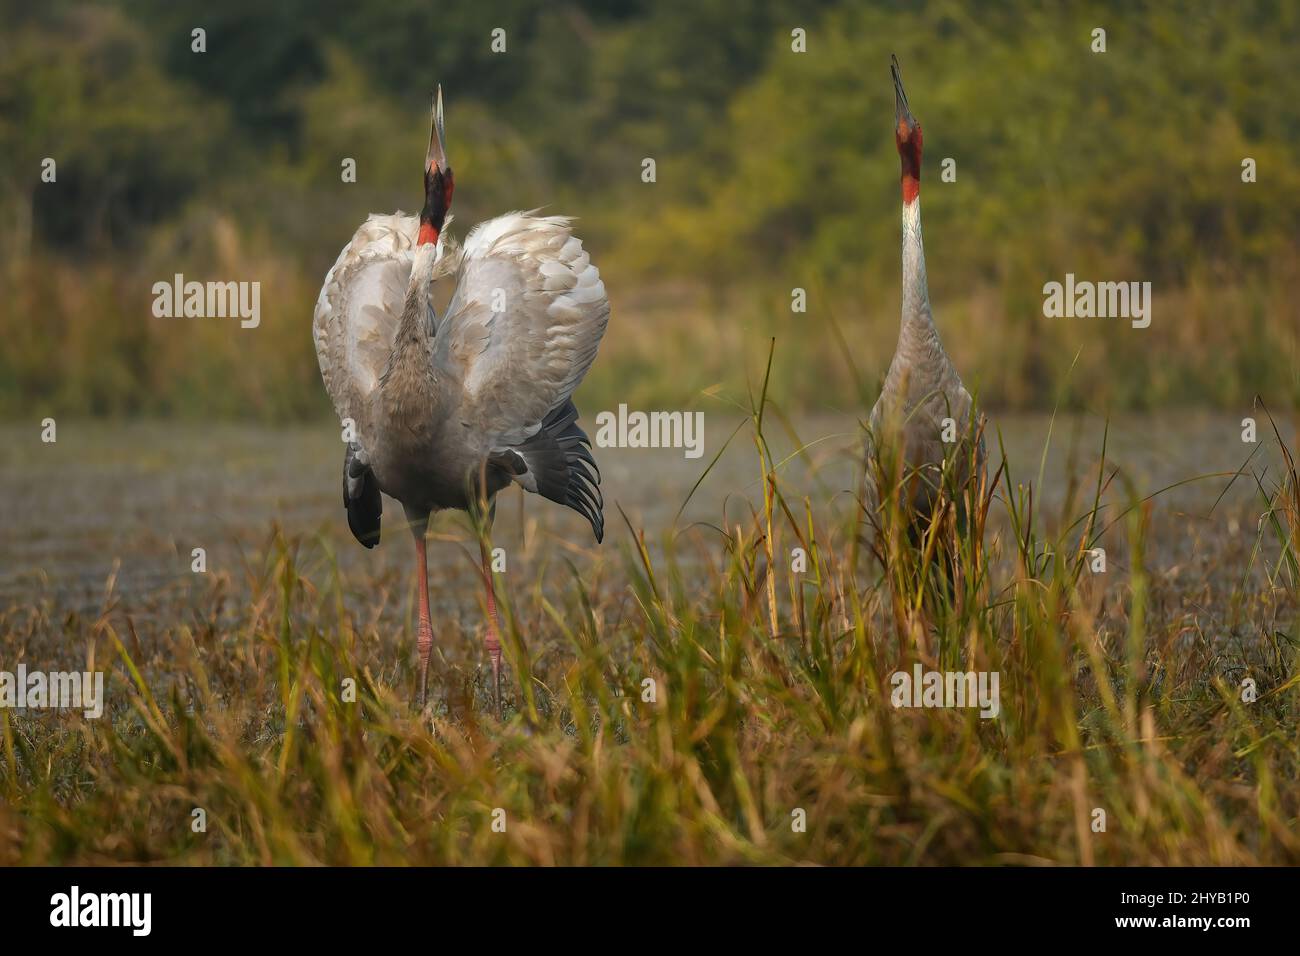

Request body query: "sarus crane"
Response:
[312, 89, 610, 713]
[866, 56, 984, 540]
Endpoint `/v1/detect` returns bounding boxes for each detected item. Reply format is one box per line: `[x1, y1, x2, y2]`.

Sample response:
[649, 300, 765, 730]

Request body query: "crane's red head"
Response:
[418, 86, 454, 246]
[891, 55, 922, 205]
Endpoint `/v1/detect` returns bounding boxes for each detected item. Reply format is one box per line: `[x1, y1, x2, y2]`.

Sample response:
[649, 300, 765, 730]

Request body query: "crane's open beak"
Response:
[417, 86, 454, 246]
[426, 86, 449, 174]
[891, 54, 914, 129]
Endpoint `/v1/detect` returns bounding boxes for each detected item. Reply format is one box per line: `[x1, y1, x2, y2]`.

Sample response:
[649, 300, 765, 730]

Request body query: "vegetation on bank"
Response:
[1, 0, 1298, 419]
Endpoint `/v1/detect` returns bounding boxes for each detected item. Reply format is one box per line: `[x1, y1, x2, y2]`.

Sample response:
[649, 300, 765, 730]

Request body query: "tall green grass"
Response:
[1, 386, 1296, 865]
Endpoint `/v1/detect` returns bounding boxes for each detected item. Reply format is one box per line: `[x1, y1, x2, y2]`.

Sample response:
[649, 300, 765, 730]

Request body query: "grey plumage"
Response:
[867, 56, 985, 531]
[313, 210, 610, 542]
[311, 90, 611, 712]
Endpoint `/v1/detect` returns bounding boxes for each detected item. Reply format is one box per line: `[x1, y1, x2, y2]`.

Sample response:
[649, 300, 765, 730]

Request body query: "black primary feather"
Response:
[492, 399, 604, 542]
[343, 442, 382, 548]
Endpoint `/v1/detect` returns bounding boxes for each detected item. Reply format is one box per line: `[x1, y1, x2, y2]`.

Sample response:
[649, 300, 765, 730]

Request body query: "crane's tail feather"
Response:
[343, 442, 382, 548]
[493, 399, 604, 543]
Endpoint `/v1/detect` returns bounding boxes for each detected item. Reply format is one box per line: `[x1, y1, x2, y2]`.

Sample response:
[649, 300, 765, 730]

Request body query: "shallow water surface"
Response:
[0, 412, 1289, 619]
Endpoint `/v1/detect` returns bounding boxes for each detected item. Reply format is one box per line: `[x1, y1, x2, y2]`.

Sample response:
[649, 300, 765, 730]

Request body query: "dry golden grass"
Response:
[1, 387, 1297, 866]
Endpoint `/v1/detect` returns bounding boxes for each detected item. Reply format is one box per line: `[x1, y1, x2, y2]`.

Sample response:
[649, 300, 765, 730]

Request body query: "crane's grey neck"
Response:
[900, 198, 935, 339]
[397, 243, 440, 343]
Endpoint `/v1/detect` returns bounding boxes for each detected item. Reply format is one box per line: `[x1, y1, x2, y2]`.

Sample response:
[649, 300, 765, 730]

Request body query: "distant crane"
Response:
[313, 89, 610, 713]
[867, 56, 984, 536]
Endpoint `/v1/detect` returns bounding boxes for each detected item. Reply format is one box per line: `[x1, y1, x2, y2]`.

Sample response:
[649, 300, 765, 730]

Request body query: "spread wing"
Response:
[312, 213, 419, 429]
[313, 213, 460, 432]
[434, 211, 610, 447]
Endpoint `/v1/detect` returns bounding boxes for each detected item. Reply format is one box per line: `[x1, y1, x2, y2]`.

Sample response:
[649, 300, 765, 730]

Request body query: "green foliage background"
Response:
[1, 0, 1297, 419]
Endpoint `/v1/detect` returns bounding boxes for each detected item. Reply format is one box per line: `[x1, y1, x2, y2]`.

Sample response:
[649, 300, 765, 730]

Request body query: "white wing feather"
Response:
[312, 213, 422, 429]
[435, 211, 610, 445]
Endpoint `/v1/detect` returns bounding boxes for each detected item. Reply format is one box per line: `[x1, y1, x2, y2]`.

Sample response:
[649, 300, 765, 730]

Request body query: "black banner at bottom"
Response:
[0, 865, 1279, 942]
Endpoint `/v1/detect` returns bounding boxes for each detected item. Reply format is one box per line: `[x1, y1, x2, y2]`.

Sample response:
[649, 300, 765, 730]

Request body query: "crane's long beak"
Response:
[891, 54, 913, 127]
[426, 86, 449, 173]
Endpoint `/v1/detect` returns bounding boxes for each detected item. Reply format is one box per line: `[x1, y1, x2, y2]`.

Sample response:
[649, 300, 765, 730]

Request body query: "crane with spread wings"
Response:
[312, 89, 610, 713]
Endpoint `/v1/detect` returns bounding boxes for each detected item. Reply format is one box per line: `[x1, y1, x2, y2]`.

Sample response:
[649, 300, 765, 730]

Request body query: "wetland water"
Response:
[0, 413, 1290, 626]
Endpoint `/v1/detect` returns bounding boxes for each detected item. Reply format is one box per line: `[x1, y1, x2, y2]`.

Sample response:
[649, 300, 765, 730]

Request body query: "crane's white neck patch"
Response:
[902, 195, 922, 225]
[900, 197, 932, 328]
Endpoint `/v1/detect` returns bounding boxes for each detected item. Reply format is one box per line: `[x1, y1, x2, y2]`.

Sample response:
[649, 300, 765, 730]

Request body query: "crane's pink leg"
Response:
[415, 534, 435, 709]
[479, 539, 503, 717]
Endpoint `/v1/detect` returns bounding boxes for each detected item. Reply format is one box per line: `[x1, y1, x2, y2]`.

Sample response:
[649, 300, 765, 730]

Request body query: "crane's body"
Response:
[313, 91, 608, 711]
[867, 56, 983, 528]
